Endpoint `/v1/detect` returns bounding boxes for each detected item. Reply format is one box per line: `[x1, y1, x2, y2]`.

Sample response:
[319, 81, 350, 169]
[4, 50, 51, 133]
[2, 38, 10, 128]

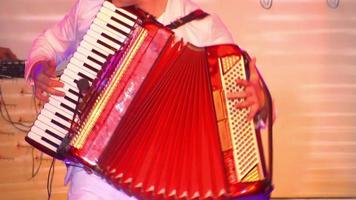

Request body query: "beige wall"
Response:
[1, 0, 356, 199]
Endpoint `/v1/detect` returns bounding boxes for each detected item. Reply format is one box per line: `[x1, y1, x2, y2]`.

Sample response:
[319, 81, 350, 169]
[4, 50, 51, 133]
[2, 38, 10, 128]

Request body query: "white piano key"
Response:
[77, 45, 107, 64]
[35, 120, 67, 137]
[49, 96, 75, 112]
[63, 68, 91, 85]
[44, 102, 73, 120]
[41, 109, 71, 129]
[80, 39, 113, 57]
[91, 22, 126, 44]
[60, 85, 80, 100]
[103, 1, 137, 21]
[83, 34, 117, 54]
[70, 55, 102, 72]
[27, 131, 58, 152]
[73, 52, 104, 70]
[67, 63, 97, 79]
[38, 114, 68, 133]
[87, 29, 122, 50]
[100, 6, 136, 27]
[63, 67, 94, 82]
[31, 125, 62, 145]
[97, 12, 131, 34]
[51, 96, 77, 114]
[92, 18, 127, 43]
[48, 97, 75, 116]
[60, 74, 79, 89]
[67, 62, 97, 78]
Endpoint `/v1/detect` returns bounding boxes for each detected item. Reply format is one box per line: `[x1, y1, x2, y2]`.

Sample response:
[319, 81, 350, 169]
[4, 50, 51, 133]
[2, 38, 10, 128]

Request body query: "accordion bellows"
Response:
[70, 26, 266, 200]
[26, 2, 270, 199]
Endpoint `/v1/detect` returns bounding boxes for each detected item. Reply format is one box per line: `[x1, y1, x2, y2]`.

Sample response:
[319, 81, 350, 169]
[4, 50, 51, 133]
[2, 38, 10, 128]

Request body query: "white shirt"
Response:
[25, 0, 234, 80]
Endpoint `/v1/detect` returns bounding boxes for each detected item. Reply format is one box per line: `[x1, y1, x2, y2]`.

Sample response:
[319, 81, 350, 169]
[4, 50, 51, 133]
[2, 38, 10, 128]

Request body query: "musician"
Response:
[25, 0, 271, 199]
[0, 47, 17, 61]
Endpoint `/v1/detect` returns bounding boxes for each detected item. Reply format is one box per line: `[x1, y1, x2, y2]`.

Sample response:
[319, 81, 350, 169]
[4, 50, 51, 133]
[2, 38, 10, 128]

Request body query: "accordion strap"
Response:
[166, 9, 209, 30]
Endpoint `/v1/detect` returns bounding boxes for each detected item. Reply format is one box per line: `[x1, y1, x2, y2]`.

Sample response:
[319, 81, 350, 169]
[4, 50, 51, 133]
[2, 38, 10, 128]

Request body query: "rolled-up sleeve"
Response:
[25, 0, 80, 81]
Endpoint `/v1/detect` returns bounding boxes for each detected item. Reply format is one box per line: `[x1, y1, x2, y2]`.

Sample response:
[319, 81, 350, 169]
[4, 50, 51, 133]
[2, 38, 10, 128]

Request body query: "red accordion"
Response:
[26, 2, 272, 199]
[69, 7, 271, 200]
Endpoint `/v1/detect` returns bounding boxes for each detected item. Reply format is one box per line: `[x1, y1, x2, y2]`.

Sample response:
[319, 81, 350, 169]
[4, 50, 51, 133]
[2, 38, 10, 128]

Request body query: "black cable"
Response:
[28, 148, 43, 179]
[0, 83, 45, 180]
[47, 158, 56, 200]
[0, 87, 33, 132]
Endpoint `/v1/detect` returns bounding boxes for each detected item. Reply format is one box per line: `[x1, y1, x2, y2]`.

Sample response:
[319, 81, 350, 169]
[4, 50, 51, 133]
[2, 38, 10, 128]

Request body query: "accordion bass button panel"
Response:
[207, 45, 267, 197]
[25, 1, 139, 158]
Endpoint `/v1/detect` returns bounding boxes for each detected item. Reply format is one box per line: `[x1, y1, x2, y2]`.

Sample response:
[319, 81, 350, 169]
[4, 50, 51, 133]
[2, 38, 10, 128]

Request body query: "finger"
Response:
[36, 73, 62, 87]
[235, 79, 249, 87]
[234, 99, 254, 109]
[47, 79, 64, 88]
[42, 85, 65, 97]
[36, 80, 65, 97]
[34, 88, 49, 102]
[227, 91, 250, 99]
[36, 74, 65, 96]
[37, 78, 64, 90]
[247, 104, 259, 120]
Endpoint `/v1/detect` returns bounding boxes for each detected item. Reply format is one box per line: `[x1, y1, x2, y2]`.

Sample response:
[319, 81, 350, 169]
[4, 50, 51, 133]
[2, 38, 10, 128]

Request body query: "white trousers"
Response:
[65, 166, 270, 200]
[66, 166, 137, 200]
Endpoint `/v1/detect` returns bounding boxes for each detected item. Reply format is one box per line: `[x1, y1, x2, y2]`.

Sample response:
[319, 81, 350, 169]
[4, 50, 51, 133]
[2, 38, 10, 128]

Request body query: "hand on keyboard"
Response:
[31, 60, 65, 102]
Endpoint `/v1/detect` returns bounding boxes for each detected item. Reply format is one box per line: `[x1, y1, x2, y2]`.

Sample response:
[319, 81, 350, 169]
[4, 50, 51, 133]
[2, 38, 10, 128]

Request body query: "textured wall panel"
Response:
[0, 79, 68, 200]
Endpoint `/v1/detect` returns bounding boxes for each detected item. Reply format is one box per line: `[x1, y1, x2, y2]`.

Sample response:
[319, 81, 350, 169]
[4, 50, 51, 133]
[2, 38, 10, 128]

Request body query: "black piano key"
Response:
[97, 39, 118, 52]
[69, 89, 80, 97]
[42, 137, 60, 148]
[114, 9, 136, 23]
[106, 23, 129, 37]
[78, 72, 94, 82]
[60, 103, 76, 113]
[83, 63, 99, 73]
[110, 16, 132, 30]
[64, 95, 78, 105]
[45, 129, 64, 141]
[51, 119, 69, 131]
[91, 49, 108, 59]
[101, 33, 123, 46]
[87, 55, 104, 66]
[55, 112, 71, 122]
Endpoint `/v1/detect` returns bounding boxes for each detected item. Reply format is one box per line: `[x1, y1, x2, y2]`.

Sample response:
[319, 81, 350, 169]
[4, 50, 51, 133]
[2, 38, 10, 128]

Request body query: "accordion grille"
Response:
[219, 55, 262, 182]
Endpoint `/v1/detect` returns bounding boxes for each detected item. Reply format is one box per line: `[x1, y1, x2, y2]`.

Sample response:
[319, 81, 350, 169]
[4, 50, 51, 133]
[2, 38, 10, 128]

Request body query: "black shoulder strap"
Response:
[166, 9, 209, 30]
